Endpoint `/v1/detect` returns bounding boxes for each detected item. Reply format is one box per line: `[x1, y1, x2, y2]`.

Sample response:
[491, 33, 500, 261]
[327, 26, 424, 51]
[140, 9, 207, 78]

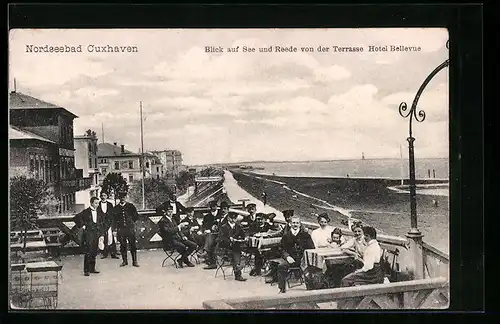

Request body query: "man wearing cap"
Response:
[157, 204, 196, 268]
[158, 193, 188, 222]
[202, 200, 220, 269]
[216, 201, 230, 228]
[241, 203, 257, 229]
[277, 215, 315, 293]
[247, 213, 270, 276]
[111, 192, 140, 267]
[217, 212, 248, 281]
[188, 209, 205, 247]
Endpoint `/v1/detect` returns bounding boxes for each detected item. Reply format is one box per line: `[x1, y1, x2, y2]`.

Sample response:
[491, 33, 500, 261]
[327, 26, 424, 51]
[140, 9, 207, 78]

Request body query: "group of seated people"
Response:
[155, 196, 386, 293]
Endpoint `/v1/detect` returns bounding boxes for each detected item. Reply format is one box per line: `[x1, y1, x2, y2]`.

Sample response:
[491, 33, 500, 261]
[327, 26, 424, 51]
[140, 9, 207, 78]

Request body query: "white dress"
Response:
[311, 226, 334, 248]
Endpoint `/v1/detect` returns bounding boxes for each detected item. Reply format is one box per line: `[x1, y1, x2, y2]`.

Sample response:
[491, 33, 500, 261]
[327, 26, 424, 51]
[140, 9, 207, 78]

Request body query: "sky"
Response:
[9, 28, 449, 165]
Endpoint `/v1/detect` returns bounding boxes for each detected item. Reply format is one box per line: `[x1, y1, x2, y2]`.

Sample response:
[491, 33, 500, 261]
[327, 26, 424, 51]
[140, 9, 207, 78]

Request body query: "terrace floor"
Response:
[55, 249, 311, 309]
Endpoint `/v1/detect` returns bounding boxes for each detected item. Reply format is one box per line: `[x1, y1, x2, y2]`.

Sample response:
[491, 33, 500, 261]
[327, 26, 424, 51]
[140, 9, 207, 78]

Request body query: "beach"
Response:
[230, 171, 449, 254]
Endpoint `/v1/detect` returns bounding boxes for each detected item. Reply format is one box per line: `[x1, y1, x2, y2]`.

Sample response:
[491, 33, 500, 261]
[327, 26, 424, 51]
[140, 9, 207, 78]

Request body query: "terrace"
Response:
[9, 210, 449, 310]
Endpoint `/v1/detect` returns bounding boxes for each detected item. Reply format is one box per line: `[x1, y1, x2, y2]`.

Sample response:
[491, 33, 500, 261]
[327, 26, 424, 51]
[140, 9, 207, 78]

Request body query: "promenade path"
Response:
[223, 170, 284, 220]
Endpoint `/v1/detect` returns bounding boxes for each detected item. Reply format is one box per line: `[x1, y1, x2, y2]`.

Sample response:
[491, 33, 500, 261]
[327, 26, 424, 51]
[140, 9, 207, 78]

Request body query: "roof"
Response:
[9, 91, 78, 118]
[144, 153, 162, 164]
[97, 143, 139, 157]
[9, 125, 56, 144]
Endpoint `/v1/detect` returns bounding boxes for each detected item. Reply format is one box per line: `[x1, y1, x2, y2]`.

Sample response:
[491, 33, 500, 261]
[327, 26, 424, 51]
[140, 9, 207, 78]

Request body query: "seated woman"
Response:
[340, 226, 385, 287]
[329, 227, 347, 248]
[311, 213, 334, 248]
[340, 222, 367, 259]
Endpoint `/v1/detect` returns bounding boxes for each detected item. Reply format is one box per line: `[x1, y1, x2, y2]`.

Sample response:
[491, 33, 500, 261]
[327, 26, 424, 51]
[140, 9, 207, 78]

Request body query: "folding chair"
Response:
[286, 267, 305, 289]
[214, 248, 234, 280]
[162, 247, 181, 268]
[189, 245, 203, 265]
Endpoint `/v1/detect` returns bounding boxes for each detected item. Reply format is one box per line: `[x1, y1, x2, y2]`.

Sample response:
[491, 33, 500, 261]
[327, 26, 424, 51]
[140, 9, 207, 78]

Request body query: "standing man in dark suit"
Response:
[277, 215, 315, 293]
[241, 203, 257, 229]
[217, 212, 248, 282]
[98, 191, 119, 259]
[111, 192, 140, 267]
[74, 197, 107, 276]
[157, 204, 196, 268]
[202, 200, 219, 269]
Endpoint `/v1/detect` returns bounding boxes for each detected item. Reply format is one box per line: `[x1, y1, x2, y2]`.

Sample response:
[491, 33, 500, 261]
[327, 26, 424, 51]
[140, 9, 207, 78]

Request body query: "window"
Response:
[89, 157, 93, 168]
[129, 161, 134, 169]
[157, 175, 160, 179]
[88, 142, 92, 153]
[45, 160, 49, 182]
[146, 162, 149, 168]
[94, 158, 97, 169]
[129, 175, 134, 182]
[156, 166, 159, 172]
[29, 155, 35, 173]
[35, 157, 40, 179]
[114, 162, 119, 170]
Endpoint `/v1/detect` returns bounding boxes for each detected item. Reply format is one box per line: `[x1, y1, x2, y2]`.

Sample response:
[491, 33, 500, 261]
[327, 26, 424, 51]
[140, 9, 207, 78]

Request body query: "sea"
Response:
[243, 158, 449, 253]
[246, 158, 449, 181]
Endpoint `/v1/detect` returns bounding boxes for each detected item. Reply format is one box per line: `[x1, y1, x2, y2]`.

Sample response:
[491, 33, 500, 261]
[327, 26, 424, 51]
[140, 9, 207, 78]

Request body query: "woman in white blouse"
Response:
[340, 226, 385, 287]
[311, 213, 334, 248]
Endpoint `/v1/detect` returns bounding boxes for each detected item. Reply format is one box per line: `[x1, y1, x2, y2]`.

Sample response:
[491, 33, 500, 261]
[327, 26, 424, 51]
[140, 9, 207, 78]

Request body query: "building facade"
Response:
[74, 131, 100, 210]
[9, 91, 89, 215]
[150, 150, 183, 177]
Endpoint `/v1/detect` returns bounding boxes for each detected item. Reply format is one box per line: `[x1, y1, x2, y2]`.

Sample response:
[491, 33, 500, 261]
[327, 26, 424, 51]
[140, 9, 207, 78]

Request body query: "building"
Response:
[74, 131, 100, 209]
[150, 150, 183, 177]
[143, 153, 164, 179]
[97, 143, 162, 186]
[9, 91, 89, 215]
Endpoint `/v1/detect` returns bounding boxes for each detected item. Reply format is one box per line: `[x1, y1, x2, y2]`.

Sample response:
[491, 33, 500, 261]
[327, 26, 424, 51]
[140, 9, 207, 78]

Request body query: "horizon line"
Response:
[187, 156, 449, 167]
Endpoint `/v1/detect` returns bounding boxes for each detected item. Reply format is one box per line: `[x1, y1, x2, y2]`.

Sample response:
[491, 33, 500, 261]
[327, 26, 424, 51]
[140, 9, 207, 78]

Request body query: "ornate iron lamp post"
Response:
[398, 56, 449, 279]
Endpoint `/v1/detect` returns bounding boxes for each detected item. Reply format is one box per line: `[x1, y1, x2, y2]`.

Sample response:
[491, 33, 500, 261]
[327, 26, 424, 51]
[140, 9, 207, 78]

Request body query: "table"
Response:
[11, 240, 48, 252]
[301, 248, 353, 273]
[248, 235, 282, 250]
[25, 261, 62, 309]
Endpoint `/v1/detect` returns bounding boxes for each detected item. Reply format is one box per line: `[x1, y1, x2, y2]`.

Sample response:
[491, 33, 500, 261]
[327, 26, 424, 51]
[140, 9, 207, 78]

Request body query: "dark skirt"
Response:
[341, 263, 385, 287]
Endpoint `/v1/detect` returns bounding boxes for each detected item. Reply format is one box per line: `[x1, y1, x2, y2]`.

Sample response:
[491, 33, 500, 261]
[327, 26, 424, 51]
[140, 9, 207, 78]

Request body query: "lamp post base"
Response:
[406, 230, 425, 280]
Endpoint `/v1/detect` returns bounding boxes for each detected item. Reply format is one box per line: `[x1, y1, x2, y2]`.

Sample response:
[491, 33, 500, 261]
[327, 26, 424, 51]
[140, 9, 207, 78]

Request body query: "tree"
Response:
[10, 176, 55, 252]
[175, 170, 194, 193]
[85, 129, 97, 138]
[102, 172, 129, 205]
[129, 177, 174, 210]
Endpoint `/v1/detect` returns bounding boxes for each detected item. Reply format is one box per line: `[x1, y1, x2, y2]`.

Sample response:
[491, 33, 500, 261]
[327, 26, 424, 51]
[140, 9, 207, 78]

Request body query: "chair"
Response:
[214, 248, 234, 280]
[380, 247, 400, 283]
[189, 245, 203, 265]
[162, 247, 181, 268]
[286, 267, 305, 289]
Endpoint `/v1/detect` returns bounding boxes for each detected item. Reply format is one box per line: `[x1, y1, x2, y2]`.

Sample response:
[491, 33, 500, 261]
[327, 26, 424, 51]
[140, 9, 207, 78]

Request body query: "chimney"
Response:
[121, 145, 125, 154]
[113, 142, 117, 146]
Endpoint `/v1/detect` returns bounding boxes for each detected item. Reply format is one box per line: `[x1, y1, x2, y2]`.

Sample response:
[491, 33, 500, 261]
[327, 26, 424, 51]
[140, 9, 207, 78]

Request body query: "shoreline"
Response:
[230, 170, 449, 254]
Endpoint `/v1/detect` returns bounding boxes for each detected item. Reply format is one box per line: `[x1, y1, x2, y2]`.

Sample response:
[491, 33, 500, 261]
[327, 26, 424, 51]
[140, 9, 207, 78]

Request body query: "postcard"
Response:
[9, 28, 449, 310]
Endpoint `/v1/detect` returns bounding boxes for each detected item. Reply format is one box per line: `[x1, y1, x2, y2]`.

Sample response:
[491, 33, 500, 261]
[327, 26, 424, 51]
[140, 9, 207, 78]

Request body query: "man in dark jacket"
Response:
[74, 197, 107, 276]
[202, 200, 220, 269]
[157, 204, 196, 268]
[277, 215, 315, 293]
[158, 193, 187, 221]
[98, 191, 118, 259]
[111, 192, 140, 267]
[247, 213, 269, 276]
[217, 212, 247, 281]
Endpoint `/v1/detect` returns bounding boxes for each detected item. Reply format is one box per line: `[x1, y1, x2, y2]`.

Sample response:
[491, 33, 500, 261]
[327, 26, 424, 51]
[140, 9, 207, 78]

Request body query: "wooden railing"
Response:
[422, 241, 449, 279]
[203, 277, 449, 309]
[33, 204, 245, 255]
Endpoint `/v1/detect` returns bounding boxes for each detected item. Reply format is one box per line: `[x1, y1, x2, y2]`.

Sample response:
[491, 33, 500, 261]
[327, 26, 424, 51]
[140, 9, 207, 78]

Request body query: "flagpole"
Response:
[140, 101, 146, 210]
[101, 122, 105, 144]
